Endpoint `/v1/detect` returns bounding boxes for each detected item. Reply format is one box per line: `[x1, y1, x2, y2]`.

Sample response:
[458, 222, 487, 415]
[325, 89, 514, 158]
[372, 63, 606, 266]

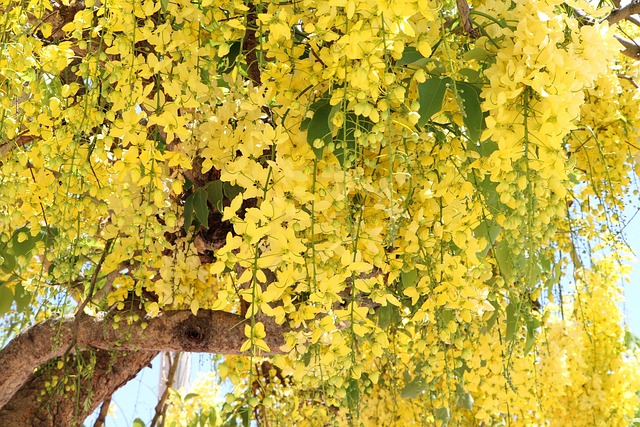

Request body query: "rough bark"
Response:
[0, 308, 285, 425]
[0, 348, 157, 427]
[614, 34, 640, 59]
[607, 0, 640, 25]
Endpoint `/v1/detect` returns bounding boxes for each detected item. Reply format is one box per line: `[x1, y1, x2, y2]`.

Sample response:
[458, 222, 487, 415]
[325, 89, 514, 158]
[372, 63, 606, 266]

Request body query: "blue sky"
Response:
[623, 213, 640, 335]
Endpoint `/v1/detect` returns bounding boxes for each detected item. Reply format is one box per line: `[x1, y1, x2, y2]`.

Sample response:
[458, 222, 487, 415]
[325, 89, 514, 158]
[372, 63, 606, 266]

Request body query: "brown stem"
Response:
[243, 3, 262, 86]
[613, 34, 640, 59]
[150, 352, 181, 427]
[92, 396, 112, 427]
[456, 0, 480, 38]
[618, 73, 640, 88]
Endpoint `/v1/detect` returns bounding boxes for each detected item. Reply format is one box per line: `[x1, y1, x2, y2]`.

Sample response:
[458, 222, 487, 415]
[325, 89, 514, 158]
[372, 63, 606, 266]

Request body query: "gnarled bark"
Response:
[0, 308, 285, 426]
[0, 348, 157, 427]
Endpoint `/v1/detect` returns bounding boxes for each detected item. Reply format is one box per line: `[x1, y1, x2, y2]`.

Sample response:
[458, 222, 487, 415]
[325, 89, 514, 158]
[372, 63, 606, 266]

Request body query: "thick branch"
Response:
[0, 348, 157, 427]
[0, 308, 286, 410]
[607, 1, 640, 25]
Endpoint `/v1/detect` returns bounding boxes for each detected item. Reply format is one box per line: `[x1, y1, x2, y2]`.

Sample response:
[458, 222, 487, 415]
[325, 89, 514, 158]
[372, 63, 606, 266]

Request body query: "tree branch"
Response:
[0, 308, 286, 411]
[150, 352, 181, 427]
[243, 3, 262, 86]
[627, 15, 640, 27]
[613, 34, 640, 59]
[0, 348, 157, 427]
[618, 73, 640, 88]
[607, 0, 640, 25]
[92, 396, 112, 427]
[456, 0, 480, 37]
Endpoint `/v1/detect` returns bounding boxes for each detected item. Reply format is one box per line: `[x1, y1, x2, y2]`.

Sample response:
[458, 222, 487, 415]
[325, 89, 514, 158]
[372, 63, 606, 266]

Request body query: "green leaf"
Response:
[377, 304, 401, 329]
[468, 139, 497, 158]
[193, 188, 209, 228]
[183, 194, 195, 232]
[239, 406, 250, 427]
[300, 117, 310, 131]
[222, 418, 237, 427]
[13, 283, 32, 313]
[524, 317, 540, 355]
[218, 41, 242, 74]
[458, 68, 481, 83]
[485, 299, 501, 332]
[455, 82, 483, 143]
[160, 0, 168, 12]
[434, 407, 450, 425]
[302, 349, 312, 366]
[397, 46, 429, 67]
[0, 284, 13, 316]
[401, 268, 418, 288]
[440, 308, 455, 326]
[401, 376, 426, 399]
[346, 378, 359, 409]
[184, 392, 200, 401]
[222, 182, 243, 201]
[200, 68, 210, 85]
[526, 261, 542, 287]
[505, 301, 518, 342]
[494, 239, 512, 279]
[206, 181, 224, 212]
[473, 218, 501, 259]
[306, 100, 332, 160]
[333, 114, 372, 168]
[41, 226, 59, 246]
[7, 227, 40, 258]
[208, 408, 217, 426]
[0, 252, 16, 274]
[540, 255, 551, 271]
[456, 387, 474, 410]
[183, 177, 193, 191]
[462, 47, 490, 62]
[133, 418, 147, 427]
[417, 78, 450, 127]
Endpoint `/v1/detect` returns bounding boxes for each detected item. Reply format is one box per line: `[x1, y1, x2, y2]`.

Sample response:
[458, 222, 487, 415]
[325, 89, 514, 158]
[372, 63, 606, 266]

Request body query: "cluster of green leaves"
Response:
[183, 180, 243, 231]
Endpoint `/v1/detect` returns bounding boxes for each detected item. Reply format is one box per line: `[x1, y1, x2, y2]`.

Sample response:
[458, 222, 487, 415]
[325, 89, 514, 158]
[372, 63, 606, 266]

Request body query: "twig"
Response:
[456, 0, 480, 37]
[76, 238, 115, 316]
[92, 396, 112, 427]
[613, 34, 640, 59]
[618, 73, 640, 88]
[0, 133, 34, 164]
[150, 353, 181, 427]
[628, 15, 640, 27]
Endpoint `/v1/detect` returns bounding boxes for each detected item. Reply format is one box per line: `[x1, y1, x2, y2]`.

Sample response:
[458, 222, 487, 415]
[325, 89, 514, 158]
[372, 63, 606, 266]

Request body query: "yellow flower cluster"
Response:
[1, 0, 639, 425]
